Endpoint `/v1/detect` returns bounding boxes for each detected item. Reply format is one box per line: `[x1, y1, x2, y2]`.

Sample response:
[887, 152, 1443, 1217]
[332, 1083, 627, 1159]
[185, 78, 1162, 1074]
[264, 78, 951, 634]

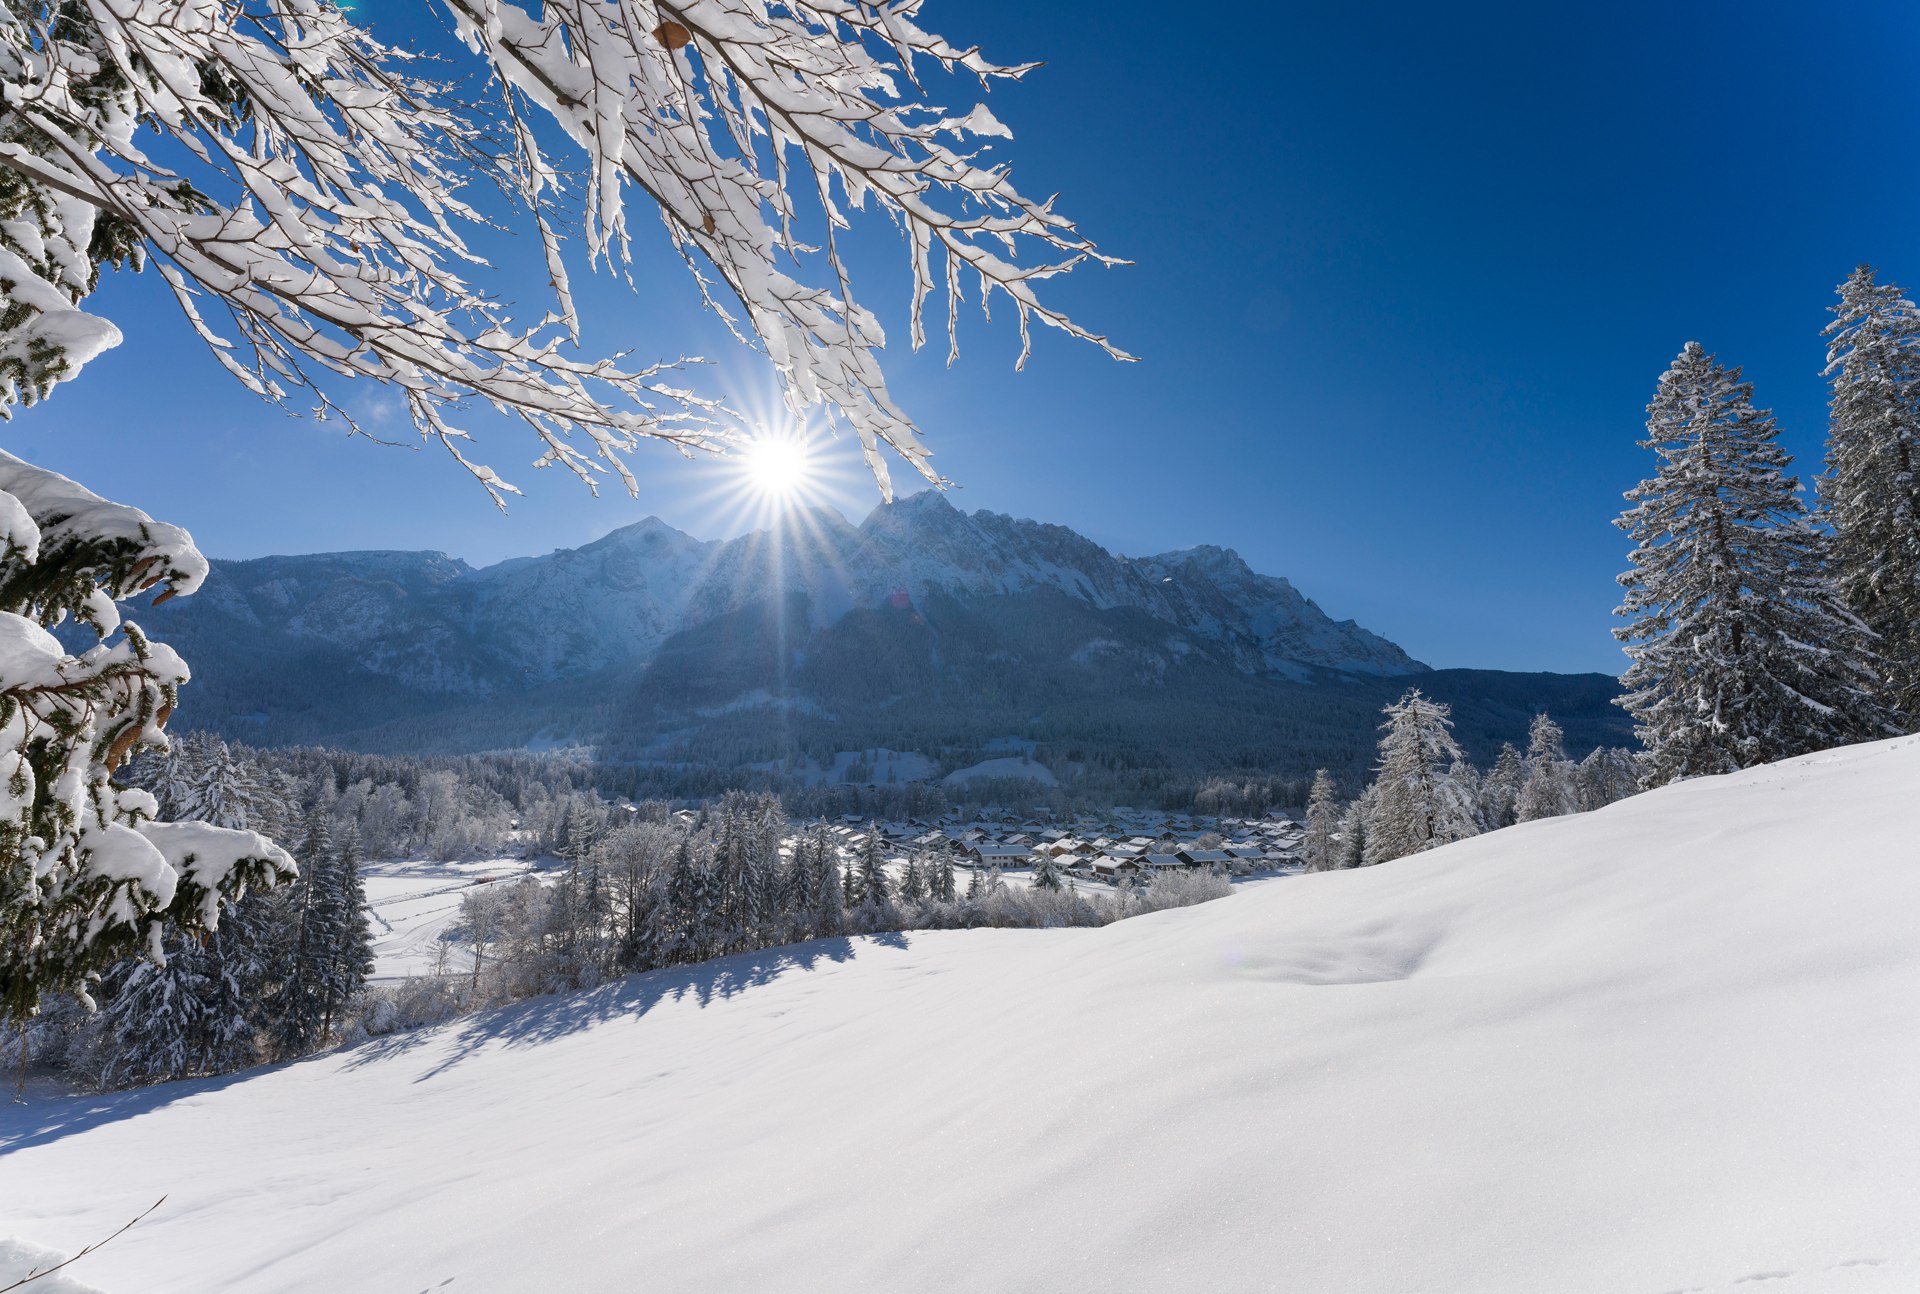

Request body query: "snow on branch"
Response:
[1, 0, 1126, 500]
[445, 0, 1132, 494]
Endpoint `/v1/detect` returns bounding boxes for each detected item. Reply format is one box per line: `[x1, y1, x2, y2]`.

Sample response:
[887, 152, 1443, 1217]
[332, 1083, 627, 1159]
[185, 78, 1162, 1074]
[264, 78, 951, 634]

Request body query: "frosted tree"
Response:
[1300, 770, 1341, 872]
[1478, 743, 1524, 831]
[1336, 786, 1375, 871]
[0, 454, 292, 1024]
[1030, 851, 1063, 892]
[931, 855, 957, 904]
[1364, 690, 1476, 866]
[1822, 266, 1920, 723]
[898, 853, 928, 904]
[87, 921, 258, 1089]
[265, 804, 338, 1056]
[1575, 747, 1642, 813]
[314, 823, 374, 1040]
[1616, 343, 1890, 785]
[0, 0, 1123, 500]
[1514, 712, 1578, 823]
[808, 824, 845, 938]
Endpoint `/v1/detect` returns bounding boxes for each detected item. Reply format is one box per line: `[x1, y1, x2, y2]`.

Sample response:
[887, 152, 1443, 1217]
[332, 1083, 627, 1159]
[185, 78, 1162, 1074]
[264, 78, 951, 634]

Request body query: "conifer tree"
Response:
[964, 866, 986, 902]
[1030, 852, 1064, 892]
[1515, 713, 1578, 823]
[857, 826, 890, 905]
[1479, 743, 1525, 831]
[1821, 265, 1920, 724]
[1616, 342, 1889, 785]
[809, 827, 846, 938]
[898, 854, 928, 904]
[1300, 770, 1342, 872]
[933, 856, 958, 904]
[1364, 690, 1476, 866]
[265, 804, 337, 1057]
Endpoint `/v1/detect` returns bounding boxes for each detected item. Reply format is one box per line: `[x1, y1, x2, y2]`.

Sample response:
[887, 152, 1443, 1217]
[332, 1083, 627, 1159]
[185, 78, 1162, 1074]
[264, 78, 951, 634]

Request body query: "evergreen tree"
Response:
[88, 905, 265, 1089]
[964, 865, 986, 901]
[932, 856, 958, 903]
[1301, 769, 1342, 872]
[857, 825, 890, 905]
[1515, 713, 1579, 823]
[315, 824, 375, 1040]
[265, 805, 337, 1057]
[809, 826, 846, 938]
[1337, 787, 1374, 870]
[1616, 342, 1889, 785]
[1576, 747, 1644, 813]
[898, 854, 928, 904]
[1030, 852, 1064, 892]
[1479, 743, 1525, 831]
[1822, 265, 1920, 724]
[1364, 690, 1476, 866]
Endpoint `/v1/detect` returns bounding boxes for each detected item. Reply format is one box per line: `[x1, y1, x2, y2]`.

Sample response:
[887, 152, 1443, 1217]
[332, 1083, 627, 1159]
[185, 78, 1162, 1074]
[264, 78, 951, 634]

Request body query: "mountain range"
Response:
[129, 492, 1631, 792]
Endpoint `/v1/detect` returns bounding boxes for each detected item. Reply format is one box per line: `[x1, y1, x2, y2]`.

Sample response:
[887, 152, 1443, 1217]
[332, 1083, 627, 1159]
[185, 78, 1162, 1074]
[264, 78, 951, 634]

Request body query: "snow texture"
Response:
[4, 738, 1919, 1292]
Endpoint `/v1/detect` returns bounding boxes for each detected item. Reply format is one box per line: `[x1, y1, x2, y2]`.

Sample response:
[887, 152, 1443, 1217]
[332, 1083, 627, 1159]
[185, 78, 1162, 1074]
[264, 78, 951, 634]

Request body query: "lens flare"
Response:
[740, 433, 812, 502]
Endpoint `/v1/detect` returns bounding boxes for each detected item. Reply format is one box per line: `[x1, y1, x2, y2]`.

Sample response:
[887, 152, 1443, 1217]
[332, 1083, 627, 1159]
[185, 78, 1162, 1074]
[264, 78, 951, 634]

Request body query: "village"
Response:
[746, 806, 1306, 888]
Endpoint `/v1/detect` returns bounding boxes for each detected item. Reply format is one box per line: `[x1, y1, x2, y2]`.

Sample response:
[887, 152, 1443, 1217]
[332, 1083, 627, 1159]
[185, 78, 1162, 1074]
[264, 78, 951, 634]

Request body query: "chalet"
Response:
[966, 843, 1034, 866]
[1140, 853, 1191, 872]
[1177, 848, 1234, 868]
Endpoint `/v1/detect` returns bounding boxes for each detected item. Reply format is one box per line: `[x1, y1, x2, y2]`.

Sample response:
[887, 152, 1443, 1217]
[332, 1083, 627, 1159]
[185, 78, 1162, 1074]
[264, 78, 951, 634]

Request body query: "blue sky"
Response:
[12, 0, 1920, 673]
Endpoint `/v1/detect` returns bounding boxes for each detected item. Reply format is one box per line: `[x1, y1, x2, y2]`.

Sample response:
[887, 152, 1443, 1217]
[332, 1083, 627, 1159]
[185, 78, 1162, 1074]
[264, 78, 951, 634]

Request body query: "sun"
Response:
[740, 433, 812, 501]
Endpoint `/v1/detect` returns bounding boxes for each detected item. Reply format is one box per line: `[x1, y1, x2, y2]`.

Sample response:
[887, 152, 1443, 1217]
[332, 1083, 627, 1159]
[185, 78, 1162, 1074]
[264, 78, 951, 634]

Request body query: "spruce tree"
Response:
[1364, 690, 1476, 866]
[1030, 852, 1064, 892]
[1616, 342, 1889, 785]
[1300, 770, 1341, 872]
[857, 826, 890, 905]
[1479, 743, 1525, 831]
[1515, 713, 1578, 823]
[1821, 265, 1920, 724]
[809, 827, 846, 938]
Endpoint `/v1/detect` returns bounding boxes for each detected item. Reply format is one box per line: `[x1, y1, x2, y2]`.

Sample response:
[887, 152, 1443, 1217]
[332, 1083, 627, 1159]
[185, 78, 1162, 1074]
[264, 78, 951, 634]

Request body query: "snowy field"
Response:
[360, 857, 540, 983]
[4, 739, 1920, 1292]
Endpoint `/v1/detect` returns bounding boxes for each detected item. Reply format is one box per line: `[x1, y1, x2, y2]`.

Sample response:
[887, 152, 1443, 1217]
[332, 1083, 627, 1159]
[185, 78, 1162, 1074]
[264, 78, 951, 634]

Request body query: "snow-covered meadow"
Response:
[4, 738, 1918, 1292]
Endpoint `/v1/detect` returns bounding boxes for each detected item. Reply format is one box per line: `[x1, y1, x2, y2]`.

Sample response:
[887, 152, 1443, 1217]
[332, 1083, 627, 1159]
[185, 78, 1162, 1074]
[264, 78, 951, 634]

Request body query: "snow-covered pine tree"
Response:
[0, 457, 292, 1025]
[1030, 852, 1064, 892]
[898, 854, 928, 904]
[1821, 265, 1920, 724]
[1515, 713, 1579, 823]
[1478, 743, 1525, 831]
[964, 866, 986, 902]
[1337, 786, 1375, 870]
[933, 856, 958, 904]
[1363, 690, 1477, 866]
[1576, 747, 1643, 813]
[87, 922, 258, 1090]
[265, 804, 338, 1057]
[315, 823, 374, 1040]
[1301, 770, 1342, 872]
[1616, 342, 1891, 785]
[808, 823, 845, 939]
[857, 825, 890, 906]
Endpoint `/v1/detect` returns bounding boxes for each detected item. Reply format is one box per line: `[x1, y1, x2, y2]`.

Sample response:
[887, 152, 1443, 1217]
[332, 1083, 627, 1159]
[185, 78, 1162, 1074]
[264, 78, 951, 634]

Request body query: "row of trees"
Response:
[1614, 267, 1920, 783]
[21, 736, 376, 1088]
[1299, 697, 1639, 871]
[459, 792, 1230, 1008]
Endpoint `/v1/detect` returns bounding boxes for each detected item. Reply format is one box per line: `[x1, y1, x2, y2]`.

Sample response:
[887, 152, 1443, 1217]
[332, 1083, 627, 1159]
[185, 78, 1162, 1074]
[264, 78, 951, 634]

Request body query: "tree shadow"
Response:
[0, 1066, 263, 1155]
[355, 929, 912, 1082]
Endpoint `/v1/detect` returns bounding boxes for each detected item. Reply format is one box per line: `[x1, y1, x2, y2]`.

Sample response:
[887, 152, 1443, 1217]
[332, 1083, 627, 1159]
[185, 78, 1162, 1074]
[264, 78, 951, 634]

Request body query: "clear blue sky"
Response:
[11, 0, 1920, 673]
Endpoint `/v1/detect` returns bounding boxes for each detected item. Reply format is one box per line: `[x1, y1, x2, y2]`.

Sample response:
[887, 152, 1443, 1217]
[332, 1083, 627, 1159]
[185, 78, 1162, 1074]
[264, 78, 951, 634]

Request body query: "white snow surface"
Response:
[361, 857, 538, 982]
[942, 754, 1059, 786]
[5, 738, 1920, 1292]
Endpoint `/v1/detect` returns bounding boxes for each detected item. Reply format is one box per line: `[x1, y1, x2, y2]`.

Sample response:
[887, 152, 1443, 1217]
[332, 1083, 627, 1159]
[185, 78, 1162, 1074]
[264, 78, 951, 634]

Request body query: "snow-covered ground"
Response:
[5, 738, 1920, 1292]
[361, 858, 538, 983]
[943, 754, 1058, 786]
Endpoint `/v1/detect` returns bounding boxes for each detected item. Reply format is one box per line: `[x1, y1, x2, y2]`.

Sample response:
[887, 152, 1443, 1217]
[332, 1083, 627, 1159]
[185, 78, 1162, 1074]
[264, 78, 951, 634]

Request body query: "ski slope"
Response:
[4, 738, 1919, 1293]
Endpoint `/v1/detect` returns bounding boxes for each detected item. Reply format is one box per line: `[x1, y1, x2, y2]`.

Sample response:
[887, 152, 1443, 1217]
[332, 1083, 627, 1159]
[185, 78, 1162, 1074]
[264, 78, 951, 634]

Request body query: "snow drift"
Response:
[5, 738, 1919, 1292]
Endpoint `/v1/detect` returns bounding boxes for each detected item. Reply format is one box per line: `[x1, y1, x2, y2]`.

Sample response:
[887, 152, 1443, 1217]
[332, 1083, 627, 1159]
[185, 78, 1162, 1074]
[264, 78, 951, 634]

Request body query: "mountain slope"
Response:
[109, 493, 1633, 776]
[7, 737, 1917, 1292]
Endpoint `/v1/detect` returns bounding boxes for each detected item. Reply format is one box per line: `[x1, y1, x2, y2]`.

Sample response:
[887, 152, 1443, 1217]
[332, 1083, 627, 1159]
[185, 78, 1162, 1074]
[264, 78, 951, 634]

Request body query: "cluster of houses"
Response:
[810, 808, 1307, 886]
